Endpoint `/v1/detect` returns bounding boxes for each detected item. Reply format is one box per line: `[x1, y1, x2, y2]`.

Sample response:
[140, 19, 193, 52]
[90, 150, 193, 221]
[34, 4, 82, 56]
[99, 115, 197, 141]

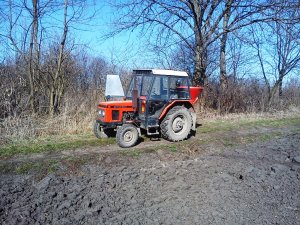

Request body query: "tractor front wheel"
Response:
[94, 122, 116, 138]
[116, 124, 139, 148]
[160, 106, 192, 142]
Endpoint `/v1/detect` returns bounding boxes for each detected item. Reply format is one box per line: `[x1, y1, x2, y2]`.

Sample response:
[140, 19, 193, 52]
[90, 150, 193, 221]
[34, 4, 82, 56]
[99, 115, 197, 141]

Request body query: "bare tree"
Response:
[4, 0, 46, 114]
[250, 4, 300, 107]
[0, 0, 97, 115]
[48, 0, 68, 116]
[219, 0, 233, 90]
[108, 0, 294, 86]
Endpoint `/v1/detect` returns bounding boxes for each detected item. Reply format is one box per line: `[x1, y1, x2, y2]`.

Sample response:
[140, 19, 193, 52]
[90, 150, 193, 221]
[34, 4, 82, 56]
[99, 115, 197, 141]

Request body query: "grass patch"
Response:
[0, 133, 115, 157]
[0, 163, 15, 174]
[121, 149, 141, 157]
[257, 132, 283, 142]
[293, 127, 300, 133]
[63, 155, 96, 172]
[155, 144, 179, 153]
[15, 162, 38, 174]
[199, 116, 300, 134]
[168, 145, 178, 153]
[238, 131, 282, 144]
[221, 138, 237, 147]
[15, 159, 60, 175]
[1, 115, 299, 158]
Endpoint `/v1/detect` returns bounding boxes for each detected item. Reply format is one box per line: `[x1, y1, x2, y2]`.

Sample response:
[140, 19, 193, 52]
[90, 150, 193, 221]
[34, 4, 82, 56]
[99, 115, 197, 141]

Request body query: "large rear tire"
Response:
[93, 122, 116, 138]
[160, 106, 192, 142]
[116, 124, 139, 148]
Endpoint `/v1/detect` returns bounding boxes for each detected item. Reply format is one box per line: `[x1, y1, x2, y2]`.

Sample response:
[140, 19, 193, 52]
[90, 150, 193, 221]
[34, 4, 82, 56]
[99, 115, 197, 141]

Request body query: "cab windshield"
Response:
[126, 75, 153, 98]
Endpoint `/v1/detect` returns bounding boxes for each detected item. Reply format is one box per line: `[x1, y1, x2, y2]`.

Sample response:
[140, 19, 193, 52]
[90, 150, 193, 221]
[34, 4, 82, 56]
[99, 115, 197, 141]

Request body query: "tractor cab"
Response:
[94, 69, 203, 148]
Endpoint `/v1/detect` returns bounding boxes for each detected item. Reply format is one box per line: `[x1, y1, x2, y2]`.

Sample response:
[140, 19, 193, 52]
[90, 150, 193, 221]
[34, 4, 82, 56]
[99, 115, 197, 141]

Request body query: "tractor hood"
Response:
[98, 100, 133, 109]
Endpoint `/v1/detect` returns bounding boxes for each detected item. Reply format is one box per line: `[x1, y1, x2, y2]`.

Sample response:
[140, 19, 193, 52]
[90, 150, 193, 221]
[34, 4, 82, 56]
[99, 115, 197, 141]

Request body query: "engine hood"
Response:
[98, 100, 133, 108]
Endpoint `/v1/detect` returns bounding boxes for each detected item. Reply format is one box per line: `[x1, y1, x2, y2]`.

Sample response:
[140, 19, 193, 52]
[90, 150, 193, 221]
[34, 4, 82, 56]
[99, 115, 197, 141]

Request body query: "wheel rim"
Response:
[172, 115, 187, 134]
[124, 130, 134, 143]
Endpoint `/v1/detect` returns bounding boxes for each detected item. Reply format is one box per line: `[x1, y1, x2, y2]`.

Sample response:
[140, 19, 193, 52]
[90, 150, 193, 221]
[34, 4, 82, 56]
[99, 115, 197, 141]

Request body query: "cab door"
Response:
[146, 76, 169, 122]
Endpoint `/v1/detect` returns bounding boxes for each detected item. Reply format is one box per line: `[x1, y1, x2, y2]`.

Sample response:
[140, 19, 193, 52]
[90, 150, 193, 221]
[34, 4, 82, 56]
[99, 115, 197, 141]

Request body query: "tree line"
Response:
[0, 0, 300, 120]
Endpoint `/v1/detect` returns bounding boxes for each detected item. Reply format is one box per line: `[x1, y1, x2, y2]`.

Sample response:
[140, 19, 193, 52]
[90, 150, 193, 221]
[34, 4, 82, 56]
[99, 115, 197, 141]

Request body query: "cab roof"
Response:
[133, 69, 188, 77]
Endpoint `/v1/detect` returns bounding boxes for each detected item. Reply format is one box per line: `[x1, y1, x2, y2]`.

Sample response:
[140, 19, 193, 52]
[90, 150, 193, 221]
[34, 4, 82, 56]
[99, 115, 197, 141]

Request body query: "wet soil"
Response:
[1, 129, 300, 224]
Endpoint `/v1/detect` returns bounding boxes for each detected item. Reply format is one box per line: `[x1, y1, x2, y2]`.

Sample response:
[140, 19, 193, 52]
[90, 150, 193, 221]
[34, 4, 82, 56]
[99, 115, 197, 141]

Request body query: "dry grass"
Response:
[1, 105, 299, 144]
[0, 109, 95, 142]
[197, 105, 300, 122]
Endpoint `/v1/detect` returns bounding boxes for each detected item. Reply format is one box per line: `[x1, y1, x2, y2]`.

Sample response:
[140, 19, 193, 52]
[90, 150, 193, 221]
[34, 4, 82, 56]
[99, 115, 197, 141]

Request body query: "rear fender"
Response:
[159, 101, 194, 121]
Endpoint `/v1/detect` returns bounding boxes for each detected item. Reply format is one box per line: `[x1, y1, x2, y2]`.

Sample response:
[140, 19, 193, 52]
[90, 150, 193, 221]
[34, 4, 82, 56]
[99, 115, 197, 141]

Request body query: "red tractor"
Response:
[94, 69, 203, 148]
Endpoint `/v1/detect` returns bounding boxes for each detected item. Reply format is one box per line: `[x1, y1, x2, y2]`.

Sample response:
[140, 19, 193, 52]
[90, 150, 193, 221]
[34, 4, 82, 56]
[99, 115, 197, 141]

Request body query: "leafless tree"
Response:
[250, 4, 300, 107]
[0, 0, 97, 115]
[108, 0, 298, 87]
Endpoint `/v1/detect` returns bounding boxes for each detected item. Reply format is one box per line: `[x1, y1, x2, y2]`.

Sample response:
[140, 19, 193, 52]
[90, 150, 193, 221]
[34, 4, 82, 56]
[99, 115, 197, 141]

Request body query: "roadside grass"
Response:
[15, 159, 60, 175]
[0, 155, 96, 175]
[121, 149, 142, 157]
[163, 144, 178, 153]
[0, 133, 115, 158]
[1, 115, 299, 158]
[0, 114, 299, 176]
[0, 159, 61, 175]
[199, 116, 300, 133]
[62, 155, 97, 173]
[293, 127, 300, 133]
[178, 116, 300, 153]
[172, 130, 286, 155]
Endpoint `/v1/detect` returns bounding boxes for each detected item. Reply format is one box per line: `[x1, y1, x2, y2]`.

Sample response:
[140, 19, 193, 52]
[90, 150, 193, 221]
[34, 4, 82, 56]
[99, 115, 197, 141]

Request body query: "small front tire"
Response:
[116, 124, 139, 148]
[94, 122, 116, 138]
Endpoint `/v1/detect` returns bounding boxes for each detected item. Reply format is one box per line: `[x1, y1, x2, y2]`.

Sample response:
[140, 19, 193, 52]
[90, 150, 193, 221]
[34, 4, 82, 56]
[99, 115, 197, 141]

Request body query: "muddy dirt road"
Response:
[1, 128, 300, 224]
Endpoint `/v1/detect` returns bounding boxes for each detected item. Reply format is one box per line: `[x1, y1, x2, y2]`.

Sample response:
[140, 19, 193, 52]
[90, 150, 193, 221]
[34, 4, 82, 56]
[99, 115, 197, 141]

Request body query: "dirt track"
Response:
[1, 130, 300, 224]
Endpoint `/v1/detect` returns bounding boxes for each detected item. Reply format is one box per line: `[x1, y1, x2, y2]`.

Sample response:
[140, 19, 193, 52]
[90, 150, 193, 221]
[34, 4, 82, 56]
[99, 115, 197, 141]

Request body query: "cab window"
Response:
[169, 77, 190, 99]
[149, 76, 168, 100]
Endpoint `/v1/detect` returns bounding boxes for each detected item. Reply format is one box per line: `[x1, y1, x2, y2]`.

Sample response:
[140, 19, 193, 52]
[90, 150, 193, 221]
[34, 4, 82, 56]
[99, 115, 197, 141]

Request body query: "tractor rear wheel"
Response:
[94, 122, 116, 138]
[160, 106, 192, 142]
[116, 124, 139, 148]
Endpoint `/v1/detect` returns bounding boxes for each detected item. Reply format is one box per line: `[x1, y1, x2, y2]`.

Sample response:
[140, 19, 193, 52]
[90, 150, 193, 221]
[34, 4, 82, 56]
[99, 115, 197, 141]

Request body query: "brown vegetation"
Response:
[0, 0, 300, 142]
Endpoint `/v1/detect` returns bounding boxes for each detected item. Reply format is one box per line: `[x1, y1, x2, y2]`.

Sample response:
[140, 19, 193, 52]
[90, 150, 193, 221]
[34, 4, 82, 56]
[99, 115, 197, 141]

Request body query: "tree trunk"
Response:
[218, 0, 232, 113]
[278, 77, 283, 97]
[193, 49, 206, 86]
[27, 0, 39, 114]
[49, 0, 68, 117]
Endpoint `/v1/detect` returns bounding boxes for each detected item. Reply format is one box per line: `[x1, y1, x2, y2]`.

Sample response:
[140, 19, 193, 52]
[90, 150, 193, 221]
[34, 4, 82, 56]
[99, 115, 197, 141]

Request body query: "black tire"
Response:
[93, 122, 116, 138]
[103, 128, 117, 137]
[160, 106, 192, 142]
[116, 124, 139, 148]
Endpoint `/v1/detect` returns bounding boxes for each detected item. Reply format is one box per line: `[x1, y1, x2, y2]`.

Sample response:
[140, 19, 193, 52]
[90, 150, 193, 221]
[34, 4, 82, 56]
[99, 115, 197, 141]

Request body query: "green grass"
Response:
[257, 132, 283, 142]
[121, 149, 141, 157]
[293, 127, 300, 133]
[168, 145, 178, 152]
[199, 116, 300, 134]
[62, 155, 96, 172]
[222, 138, 237, 147]
[0, 133, 115, 157]
[15, 159, 60, 174]
[0, 155, 96, 175]
[1, 116, 299, 158]
[15, 162, 39, 174]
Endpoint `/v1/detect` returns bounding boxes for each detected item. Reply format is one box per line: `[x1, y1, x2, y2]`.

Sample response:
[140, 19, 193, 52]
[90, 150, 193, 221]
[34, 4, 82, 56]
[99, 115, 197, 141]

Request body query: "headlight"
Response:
[98, 110, 105, 117]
